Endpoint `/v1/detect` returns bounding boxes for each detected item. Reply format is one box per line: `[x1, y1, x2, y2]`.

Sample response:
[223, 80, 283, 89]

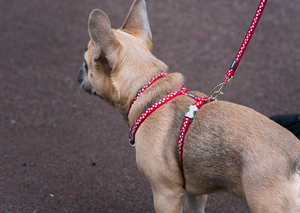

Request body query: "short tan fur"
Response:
[78, 1, 300, 212]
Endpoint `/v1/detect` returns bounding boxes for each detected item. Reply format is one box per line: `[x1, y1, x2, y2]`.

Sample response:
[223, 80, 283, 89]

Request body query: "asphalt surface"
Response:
[1, 0, 299, 212]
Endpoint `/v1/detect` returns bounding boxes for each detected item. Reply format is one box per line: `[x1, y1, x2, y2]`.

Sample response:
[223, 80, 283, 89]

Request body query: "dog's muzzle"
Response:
[77, 65, 97, 96]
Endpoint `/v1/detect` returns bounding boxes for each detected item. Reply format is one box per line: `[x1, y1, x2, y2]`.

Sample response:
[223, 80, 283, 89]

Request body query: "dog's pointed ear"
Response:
[121, 0, 152, 47]
[88, 9, 119, 60]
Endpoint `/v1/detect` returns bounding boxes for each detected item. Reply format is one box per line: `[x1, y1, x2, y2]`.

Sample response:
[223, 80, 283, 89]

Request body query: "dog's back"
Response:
[183, 100, 300, 212]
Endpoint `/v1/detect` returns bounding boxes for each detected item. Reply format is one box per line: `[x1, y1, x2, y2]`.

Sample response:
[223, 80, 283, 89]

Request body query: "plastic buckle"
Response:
[185, 105, 199, 123]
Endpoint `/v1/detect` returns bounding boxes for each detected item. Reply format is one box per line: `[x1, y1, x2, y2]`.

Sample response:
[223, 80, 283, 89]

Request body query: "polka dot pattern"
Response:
[178, 97, 211, 171]
[127, 74, 214, 174]
[127, 72, 167, 116]
[225, 0, 267, 80]
[128, 86, 188, 147]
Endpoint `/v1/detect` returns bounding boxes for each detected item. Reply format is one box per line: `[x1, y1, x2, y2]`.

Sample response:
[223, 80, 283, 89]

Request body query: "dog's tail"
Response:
[290, 155, 300, 210]
[292, 155, 300, 174]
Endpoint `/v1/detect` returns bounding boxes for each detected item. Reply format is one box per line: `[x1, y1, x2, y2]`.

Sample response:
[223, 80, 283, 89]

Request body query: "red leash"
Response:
[210, 0, 268, 100]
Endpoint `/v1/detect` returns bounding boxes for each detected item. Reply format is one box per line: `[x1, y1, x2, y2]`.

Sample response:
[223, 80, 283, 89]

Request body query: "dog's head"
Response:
[78, 0, 167, 119]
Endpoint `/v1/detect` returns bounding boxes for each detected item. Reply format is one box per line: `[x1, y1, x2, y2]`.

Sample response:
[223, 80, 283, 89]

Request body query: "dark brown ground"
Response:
[1, 0, 299, 212]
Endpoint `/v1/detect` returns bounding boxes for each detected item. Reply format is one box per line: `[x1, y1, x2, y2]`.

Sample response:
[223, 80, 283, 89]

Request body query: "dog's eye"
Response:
[83, 59, 88, 70]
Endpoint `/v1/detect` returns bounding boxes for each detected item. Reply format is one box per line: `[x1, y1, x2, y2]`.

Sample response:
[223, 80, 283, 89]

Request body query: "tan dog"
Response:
[77, 0, 300, 212]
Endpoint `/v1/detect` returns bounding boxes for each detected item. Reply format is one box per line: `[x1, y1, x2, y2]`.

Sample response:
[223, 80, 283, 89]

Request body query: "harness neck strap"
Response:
[127, 72, 167, 117]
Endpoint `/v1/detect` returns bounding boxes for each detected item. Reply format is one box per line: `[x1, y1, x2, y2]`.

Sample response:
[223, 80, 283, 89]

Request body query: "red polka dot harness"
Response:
[127, 72, 212, 172]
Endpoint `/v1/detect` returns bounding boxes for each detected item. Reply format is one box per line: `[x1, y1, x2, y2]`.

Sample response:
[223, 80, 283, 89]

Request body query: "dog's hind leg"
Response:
[244, 165, 300, 213]
[151, 185, 184, 213]
[182, 191, 207, 213]
[246, 177, 300, 213]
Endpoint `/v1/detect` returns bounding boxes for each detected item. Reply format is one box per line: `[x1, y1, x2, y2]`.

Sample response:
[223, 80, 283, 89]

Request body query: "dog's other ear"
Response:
[88, 9, 119, 60]
[121, 0, 152, 49]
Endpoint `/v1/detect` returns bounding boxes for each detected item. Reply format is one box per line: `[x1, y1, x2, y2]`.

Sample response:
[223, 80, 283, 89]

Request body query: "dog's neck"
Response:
[127, 71, 167, 116]
[107, 37, 185, 123]
[127, 72, 185, 128]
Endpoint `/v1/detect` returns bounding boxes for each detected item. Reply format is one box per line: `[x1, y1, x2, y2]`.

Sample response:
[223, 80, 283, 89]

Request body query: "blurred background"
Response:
[0, 0, 299, 212]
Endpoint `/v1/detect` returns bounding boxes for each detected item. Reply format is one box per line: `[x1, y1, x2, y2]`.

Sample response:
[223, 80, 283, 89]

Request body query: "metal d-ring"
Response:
[128, 133, 135, 147]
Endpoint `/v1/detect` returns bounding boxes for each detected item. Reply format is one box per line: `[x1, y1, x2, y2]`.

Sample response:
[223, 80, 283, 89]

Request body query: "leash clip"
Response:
[209, 75, 233, 100]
